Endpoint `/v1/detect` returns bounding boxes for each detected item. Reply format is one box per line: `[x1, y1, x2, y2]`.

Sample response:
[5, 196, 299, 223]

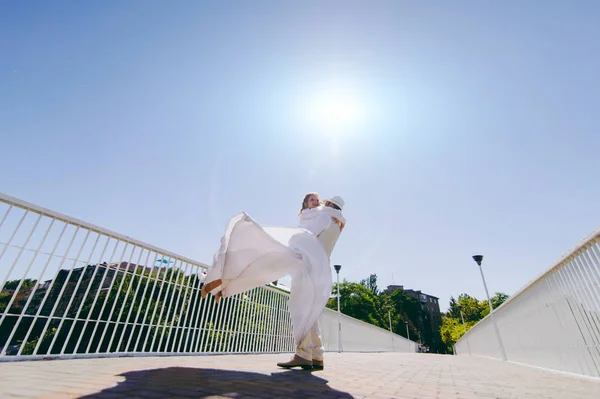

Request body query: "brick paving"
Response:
[1, 353, 599, 398]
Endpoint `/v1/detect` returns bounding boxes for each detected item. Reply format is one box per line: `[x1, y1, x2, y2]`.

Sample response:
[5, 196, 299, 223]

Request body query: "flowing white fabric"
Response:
[204, 211, 334, 345]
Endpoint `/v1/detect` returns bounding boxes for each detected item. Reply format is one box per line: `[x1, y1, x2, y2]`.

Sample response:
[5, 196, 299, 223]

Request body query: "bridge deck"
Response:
[1, 353, 598, 398]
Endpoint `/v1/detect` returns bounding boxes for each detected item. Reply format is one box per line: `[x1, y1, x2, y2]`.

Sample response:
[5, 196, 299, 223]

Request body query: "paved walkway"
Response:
[1, 353, 599, 398]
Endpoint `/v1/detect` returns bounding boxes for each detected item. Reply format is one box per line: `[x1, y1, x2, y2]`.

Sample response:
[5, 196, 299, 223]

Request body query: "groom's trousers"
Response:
[296, 321, 324, 361]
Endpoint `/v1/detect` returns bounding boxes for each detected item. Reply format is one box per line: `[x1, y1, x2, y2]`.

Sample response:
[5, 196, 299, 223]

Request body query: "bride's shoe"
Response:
[201, 279, 222, 298]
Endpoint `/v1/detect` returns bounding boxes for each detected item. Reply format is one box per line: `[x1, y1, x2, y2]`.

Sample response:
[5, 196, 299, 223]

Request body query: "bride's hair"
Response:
[299, 192, 320, 215]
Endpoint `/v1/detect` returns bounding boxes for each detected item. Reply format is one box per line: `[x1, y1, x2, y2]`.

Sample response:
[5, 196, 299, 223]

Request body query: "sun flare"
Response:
[306, 84, 367, 136]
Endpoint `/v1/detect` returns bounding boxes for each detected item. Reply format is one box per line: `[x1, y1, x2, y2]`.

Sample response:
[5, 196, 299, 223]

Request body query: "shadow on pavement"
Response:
[78, 366, 355, 398]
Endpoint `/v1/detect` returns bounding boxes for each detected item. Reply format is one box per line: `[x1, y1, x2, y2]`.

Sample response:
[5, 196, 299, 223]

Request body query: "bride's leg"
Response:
[201, 279, 222, 298]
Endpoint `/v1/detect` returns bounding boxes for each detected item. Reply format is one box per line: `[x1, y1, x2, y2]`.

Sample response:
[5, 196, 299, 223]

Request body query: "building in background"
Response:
[386, 285, 443, 352]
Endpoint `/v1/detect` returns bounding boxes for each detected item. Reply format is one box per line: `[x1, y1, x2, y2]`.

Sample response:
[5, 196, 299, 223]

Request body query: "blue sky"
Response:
[2, 1, 600, 311]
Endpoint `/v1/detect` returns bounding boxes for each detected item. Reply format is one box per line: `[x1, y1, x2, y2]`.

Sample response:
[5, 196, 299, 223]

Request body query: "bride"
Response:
[201, 192, 345, 367]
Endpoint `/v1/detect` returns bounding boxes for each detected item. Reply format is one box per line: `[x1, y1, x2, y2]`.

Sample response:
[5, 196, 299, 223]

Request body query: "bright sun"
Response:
[307, 84, 367, 136]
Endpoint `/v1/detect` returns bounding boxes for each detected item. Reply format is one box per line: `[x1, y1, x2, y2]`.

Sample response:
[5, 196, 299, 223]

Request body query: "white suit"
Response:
[295, 219, 342, 361]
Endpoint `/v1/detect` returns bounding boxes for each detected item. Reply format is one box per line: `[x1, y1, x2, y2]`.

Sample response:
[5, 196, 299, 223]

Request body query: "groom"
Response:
[277, 195, 346, 371]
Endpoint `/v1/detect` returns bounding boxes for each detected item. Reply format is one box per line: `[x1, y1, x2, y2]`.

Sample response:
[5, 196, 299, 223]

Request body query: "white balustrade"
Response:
[455, 229, 600, 378]
[0, 192, 416, 360]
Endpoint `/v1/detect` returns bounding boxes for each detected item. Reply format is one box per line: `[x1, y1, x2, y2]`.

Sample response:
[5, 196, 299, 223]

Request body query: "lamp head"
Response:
[472, 255, 483, 265]
[334, 264, 341, 273]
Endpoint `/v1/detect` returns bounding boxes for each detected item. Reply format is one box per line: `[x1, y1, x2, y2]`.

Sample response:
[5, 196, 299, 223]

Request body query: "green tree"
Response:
[327, 281, 383, 327]
[448, 294, 487, 323]
[442, 292, 510, 352]
[440, 316, 460, 349]
[359, 274, 379, 296]
[0, 279, 39, 313]
[440, 315, 478, 350]
[0, 265, 202, 356]
[491, 292, 510, 309]
[477, 292, 510, 318]
[327, 276, 429, 346]
[386, 289, 421, 339]
[3, 279, 37, 291]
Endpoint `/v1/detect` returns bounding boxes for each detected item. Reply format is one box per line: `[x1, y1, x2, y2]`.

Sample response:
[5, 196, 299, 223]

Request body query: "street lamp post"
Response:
[459, 308, 467, 336]
[334, 264, 342, 352]
[472, 255, 507, 361]
[405, 321, 410, 341]
[386, 307, 394, 351]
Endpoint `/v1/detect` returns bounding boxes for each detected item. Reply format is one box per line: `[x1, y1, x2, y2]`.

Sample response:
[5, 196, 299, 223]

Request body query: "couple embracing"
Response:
[201, 192, 346, 370]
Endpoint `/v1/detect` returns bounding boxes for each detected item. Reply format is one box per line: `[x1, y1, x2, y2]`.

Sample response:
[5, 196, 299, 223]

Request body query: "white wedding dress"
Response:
[203, 211, 337, 345]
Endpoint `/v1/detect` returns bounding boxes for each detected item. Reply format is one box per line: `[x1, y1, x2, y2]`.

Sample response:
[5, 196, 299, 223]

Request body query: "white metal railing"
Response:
[0, 192, 415, 361]
[454, 228, 600, 378]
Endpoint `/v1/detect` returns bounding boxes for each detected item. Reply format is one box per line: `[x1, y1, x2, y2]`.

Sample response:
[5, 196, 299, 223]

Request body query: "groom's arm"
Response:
[332, 217, 345, 232]
[306, 213, 332, 236]
[321, 207, 346, 224]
